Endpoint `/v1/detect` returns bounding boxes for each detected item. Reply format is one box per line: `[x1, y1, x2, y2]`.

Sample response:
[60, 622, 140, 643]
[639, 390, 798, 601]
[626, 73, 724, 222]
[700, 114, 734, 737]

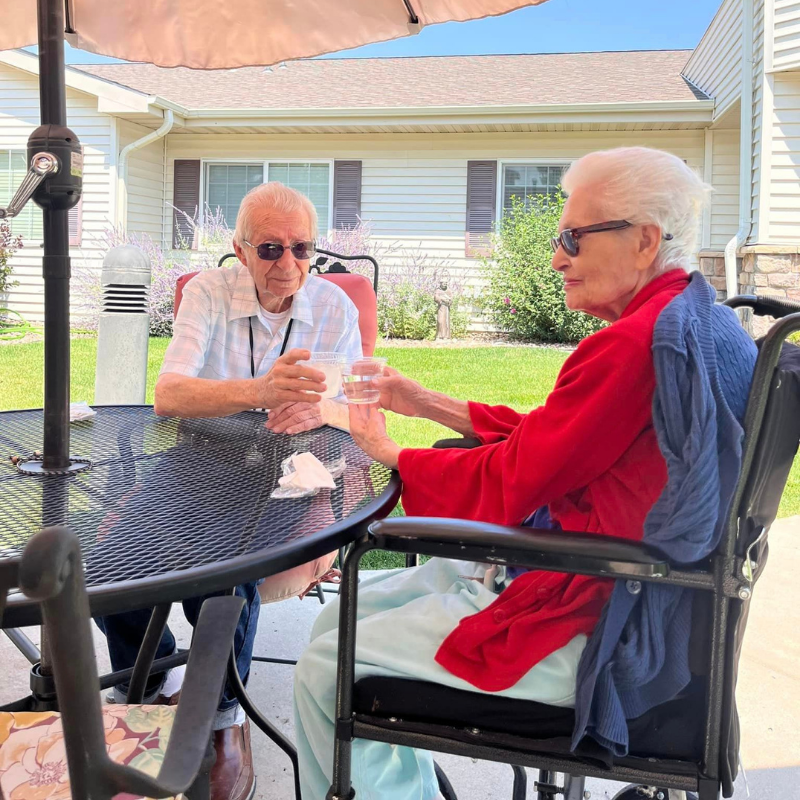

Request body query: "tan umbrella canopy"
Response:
[0, 0, 547, 473]
[1, 0, 547, 69]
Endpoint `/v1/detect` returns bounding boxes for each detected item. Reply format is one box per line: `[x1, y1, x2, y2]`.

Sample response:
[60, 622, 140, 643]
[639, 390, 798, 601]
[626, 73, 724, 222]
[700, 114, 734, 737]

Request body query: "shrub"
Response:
[378, 250, 468, 340]
[319, 222, 468, 340]
[0, 220, 23, 297]
[74, 209, 233, 336]
[482, 194, 603, 344]
[75, 215, 469, 340]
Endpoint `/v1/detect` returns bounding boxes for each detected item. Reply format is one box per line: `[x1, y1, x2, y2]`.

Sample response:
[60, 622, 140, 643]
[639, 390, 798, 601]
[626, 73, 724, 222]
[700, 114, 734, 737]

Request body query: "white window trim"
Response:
[0, 148, 44, 244]
[496, 158, 572, 221]
[199, 158, 335, 233]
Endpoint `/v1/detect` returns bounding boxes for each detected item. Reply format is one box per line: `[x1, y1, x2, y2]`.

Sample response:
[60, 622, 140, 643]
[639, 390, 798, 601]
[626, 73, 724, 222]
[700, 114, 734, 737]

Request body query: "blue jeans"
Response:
[96, 581, 260, 715]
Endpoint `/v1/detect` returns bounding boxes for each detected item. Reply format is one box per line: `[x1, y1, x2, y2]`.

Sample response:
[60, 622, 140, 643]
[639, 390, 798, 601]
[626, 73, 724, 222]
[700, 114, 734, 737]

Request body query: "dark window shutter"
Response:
[173, 159, 201, 249]
[465, 160, 497, 257]
[68, 196, 82, 246]
[332, 160, 362, 230]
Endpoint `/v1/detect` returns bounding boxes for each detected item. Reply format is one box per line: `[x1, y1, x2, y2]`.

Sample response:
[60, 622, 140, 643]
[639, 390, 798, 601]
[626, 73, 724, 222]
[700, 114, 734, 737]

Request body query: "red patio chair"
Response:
[173, 249, 379, 356]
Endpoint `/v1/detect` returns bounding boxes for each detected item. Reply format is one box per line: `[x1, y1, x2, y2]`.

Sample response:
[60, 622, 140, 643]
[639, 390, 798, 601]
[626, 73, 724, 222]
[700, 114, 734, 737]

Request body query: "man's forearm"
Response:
[418, 391, 475, 437]
[154, 373, 260, 418]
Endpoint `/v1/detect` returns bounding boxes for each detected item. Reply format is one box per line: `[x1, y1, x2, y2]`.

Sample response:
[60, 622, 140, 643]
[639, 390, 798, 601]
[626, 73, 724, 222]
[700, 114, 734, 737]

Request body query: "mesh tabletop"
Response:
[0, 407, 397, 601]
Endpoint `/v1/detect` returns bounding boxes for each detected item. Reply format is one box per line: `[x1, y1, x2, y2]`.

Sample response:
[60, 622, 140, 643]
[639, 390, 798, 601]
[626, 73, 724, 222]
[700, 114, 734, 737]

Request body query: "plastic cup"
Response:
[302, 352, 347, 399]
[342, 357, 388, 405]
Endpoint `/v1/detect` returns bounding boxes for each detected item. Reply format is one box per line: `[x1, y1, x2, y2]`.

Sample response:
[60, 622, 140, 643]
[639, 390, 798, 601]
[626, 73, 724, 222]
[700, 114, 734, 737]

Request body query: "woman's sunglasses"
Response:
[550, 220, 674, 257]
[550, 220, 632, 257]
[244, 240, 316, 261]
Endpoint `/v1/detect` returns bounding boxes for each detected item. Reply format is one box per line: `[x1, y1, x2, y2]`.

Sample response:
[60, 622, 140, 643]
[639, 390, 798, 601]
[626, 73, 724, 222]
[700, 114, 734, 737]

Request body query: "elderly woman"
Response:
[293, 147, 757, 800]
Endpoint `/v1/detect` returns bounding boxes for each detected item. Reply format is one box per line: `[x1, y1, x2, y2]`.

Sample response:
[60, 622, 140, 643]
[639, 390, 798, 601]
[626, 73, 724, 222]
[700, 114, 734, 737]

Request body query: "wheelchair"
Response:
[325, 294, 800, 800]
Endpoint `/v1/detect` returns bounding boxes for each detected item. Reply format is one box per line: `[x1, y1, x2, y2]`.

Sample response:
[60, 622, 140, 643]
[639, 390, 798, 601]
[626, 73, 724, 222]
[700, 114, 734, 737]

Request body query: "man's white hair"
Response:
[233, 181, 318, 246]
[561, 147, 712, 271]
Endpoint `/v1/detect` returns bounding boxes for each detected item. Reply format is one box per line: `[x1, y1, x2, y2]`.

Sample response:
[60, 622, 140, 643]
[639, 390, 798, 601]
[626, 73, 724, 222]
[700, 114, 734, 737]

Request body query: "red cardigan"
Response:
[397, 270, 690, 692]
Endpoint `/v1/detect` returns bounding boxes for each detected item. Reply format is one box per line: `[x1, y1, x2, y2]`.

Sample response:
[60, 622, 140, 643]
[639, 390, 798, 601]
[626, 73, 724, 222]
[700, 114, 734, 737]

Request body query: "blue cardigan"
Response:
[571, 271, 758, 755]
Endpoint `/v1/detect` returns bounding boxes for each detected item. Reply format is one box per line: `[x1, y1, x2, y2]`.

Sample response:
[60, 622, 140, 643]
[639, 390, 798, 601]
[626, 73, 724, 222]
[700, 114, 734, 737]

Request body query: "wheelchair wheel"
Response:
[434, 761, 457, 800]
[611, 789, 696, 800]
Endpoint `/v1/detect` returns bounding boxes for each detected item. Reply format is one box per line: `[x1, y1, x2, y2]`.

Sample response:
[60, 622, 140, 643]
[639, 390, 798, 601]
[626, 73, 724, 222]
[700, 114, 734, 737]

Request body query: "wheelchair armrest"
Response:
[432, 437, 482, 450]
[106, 595, 245, 797]
[368, 517, 670, 581]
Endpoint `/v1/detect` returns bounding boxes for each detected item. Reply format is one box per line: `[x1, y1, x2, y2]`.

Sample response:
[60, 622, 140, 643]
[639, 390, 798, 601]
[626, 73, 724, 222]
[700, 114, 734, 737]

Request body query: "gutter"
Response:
[116, 109, 174, 230]
[179, 99, 715, 120]
[724, 0, 754, 299]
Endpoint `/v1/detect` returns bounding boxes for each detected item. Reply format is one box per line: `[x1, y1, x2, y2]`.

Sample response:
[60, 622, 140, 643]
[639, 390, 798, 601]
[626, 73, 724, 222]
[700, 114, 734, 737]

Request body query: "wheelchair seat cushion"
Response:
[353, 675, 705, 763]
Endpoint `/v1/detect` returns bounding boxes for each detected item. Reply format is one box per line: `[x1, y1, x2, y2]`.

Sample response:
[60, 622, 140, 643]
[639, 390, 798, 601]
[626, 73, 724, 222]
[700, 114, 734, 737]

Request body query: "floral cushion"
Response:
[0, 705, 179, 800]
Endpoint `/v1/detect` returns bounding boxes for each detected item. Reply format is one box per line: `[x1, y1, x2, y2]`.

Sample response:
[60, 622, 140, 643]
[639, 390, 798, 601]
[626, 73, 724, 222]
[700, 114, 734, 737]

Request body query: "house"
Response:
[0, 0, 798, 329]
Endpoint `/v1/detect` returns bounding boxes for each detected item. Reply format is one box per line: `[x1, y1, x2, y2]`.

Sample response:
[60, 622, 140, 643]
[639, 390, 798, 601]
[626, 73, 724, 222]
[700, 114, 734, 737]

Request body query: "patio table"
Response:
[0, 406, 401, 629]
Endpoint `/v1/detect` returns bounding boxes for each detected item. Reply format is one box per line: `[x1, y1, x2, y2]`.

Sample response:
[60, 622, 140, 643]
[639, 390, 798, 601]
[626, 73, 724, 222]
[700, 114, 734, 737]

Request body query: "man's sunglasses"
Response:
[244, 240, 316, 261]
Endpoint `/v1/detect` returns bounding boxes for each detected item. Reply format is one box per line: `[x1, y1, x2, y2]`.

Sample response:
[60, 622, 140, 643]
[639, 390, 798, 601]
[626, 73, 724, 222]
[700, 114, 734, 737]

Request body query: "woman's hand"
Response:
[348, 403, 401, 469]
[371, 367, 429, 418]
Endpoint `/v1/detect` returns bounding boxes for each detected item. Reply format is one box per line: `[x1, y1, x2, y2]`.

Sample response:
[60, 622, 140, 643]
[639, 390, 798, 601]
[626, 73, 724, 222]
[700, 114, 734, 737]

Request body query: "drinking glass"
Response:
[342, 357, 388, 405]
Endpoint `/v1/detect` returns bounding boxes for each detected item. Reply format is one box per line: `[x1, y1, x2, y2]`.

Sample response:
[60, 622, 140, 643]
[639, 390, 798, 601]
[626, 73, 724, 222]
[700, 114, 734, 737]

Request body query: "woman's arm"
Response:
[398, 327, 657, 525]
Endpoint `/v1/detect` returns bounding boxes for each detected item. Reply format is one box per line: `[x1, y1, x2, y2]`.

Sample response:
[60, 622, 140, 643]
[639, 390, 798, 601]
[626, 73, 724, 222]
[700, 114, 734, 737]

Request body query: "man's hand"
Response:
[370, 367, 429, 418]
[266, 401, 324, 435]
[255, 348, 327, 409]
[348, 403, 401, 469]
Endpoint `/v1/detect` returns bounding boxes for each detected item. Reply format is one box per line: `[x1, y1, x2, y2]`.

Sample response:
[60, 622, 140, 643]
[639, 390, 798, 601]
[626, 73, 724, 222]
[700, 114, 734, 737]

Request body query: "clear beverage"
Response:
[342, 374, 381, 404]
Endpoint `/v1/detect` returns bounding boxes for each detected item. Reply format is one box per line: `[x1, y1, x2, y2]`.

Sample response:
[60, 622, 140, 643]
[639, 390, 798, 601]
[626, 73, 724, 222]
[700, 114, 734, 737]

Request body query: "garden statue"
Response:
[434, 281, 453, 340]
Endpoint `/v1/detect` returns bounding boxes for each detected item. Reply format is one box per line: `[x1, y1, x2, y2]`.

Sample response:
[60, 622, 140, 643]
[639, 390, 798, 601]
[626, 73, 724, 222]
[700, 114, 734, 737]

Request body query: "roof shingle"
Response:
[76, 50, 706, 110]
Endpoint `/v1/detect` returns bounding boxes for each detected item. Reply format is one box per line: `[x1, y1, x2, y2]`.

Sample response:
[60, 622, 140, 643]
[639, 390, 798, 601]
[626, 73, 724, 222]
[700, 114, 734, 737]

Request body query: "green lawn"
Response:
[2, 337, 798, 531]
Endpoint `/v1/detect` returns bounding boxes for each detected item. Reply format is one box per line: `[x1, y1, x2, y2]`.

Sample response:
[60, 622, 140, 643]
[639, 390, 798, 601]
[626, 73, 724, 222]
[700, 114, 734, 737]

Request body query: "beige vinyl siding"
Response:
[166, 131, 705, 329]
[710, 128, 741, 249]
[683, 0, 744, 119]
[773, 0, 800, 72]
[0, 64, 114, 322]
[767, 73, 800, 241]
[119, 120, 166, 241]
[751, 0, 766, 242]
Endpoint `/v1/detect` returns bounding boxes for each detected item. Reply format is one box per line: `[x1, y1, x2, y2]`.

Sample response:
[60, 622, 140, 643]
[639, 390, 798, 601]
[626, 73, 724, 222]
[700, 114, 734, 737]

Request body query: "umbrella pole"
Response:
[38, 0, 70, 471]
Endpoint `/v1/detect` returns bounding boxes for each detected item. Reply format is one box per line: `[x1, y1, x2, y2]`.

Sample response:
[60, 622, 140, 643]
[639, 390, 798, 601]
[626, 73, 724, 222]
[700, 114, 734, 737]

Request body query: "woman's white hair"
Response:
[561, 147, 712, 271]
[233, 181, 318, 246]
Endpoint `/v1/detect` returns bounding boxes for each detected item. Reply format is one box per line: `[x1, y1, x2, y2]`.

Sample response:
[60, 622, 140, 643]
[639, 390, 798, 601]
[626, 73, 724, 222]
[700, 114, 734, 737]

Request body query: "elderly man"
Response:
[96, 182, 362, 800]
[293, 148, 758, 800]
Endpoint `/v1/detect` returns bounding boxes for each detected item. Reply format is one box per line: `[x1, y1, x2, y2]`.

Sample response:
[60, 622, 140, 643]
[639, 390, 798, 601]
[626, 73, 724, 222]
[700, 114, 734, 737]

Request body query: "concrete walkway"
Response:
[2, 516, 798, 798]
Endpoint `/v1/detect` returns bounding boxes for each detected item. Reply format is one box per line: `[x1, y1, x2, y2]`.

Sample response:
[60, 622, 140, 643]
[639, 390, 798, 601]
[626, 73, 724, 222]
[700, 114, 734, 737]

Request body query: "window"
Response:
[501, 164, 567, 213]
[0, 150, 43, 241]
[203, 161, 332, 232]
[204, 163, 264, 227]
[268, 162, 330, 229]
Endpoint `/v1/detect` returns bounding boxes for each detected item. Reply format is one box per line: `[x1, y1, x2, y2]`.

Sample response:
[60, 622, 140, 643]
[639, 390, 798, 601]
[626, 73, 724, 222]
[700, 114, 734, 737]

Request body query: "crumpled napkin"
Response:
[270, 452, 346, 499]
[70, 402, 97, 422]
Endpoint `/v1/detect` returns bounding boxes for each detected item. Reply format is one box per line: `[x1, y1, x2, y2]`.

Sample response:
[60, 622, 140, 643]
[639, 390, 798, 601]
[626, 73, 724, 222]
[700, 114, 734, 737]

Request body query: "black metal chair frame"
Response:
[325, 296, 800, 800]
[0, 527, 244, 800]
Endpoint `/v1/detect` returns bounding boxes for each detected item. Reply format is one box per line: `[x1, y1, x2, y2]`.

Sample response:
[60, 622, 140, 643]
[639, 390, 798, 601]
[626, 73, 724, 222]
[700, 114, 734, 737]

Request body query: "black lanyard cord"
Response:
[249, 316, 294, 379]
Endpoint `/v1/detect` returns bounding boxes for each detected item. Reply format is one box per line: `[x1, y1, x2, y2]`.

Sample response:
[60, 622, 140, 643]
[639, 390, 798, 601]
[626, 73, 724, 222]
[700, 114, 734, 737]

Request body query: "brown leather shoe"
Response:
[210, 720, 255, 800]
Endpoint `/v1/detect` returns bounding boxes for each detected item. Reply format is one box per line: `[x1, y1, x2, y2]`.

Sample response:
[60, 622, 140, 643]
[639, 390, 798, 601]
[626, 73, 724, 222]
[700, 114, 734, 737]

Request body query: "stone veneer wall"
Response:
[699, 247, 800, 336]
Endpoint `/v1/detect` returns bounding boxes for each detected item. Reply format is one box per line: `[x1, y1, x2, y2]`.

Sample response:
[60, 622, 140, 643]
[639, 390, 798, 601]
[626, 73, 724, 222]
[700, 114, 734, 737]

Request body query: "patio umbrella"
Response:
[0, 0, 548, 472]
